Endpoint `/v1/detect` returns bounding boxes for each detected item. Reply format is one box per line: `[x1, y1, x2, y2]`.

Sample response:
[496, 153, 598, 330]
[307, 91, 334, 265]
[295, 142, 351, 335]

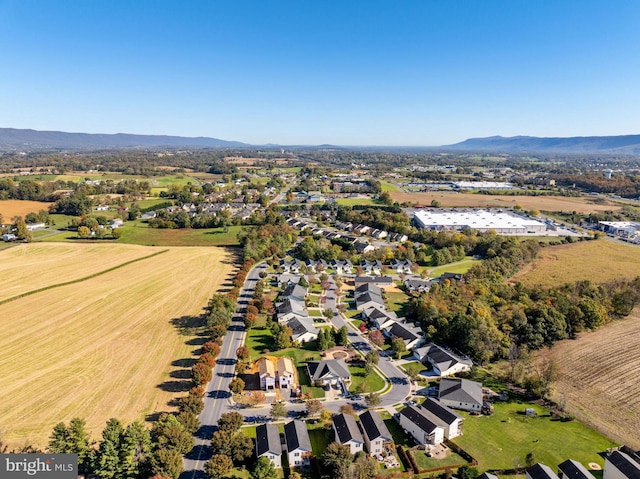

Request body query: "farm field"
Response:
[0, 199, 53, 219]
[453, 401, 615, 471]
[389, 191, 621, 213]
[0, 244, 235, 448]
[546, 308, 640, 449]
[510, 240, 640, 287]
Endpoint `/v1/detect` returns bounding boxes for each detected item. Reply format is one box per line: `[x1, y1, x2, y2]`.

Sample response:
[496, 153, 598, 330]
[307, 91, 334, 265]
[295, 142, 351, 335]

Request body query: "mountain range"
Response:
[445, 134, 640, 154]
[1, 128, 640, 154]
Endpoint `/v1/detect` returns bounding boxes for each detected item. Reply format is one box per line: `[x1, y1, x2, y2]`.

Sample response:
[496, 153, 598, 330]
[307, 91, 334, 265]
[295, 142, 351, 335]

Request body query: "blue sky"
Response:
[0, 1, 639, 145]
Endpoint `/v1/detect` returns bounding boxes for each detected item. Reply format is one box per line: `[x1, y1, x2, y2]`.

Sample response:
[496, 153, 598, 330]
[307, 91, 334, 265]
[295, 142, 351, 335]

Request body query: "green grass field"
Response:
[385, 290, 410, 316]
[380, 181, 401, 192]
[428, 258, 481, 277]
[452, 402, 616, 470]
[349, 364, 385, 393]
[412, 449, 467, 470]
[297, 366, 325, 398]
[336, 197, 376, 206]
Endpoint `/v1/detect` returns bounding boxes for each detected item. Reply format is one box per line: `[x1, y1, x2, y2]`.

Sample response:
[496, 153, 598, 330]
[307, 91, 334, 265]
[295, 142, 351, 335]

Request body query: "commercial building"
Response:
[413, 209, 547, 235]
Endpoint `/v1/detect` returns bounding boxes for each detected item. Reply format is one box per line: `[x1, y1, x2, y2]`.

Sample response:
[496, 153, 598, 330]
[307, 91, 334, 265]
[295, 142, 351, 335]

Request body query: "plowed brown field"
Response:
[546, 309, 640, 449]
[0, 243, 234, 448]
[0, 199, 53, 219]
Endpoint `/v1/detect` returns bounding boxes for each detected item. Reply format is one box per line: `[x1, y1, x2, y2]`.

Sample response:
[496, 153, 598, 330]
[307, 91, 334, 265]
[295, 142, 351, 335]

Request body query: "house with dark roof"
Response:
[356, 291, 385, 311]
[477, 473, 500, 479]
[307, 359, 351, 387]
[363, 306, 398, 330]
[604, 450, 640, 479]
[398, 405, 445, 445]
[439, 378, 483, 412]
[277, 298, 308, 323]
[419, 398, 464, 439]
[391, 259, 413, 274]
[361, 259, 383, 275]
[355, 283, 383, 298]
[382, 321, 425, 350]
[331, 259, 353, 275]
[404, 278, 434, 293]
[354, 241, 376, 254]
[288, 316, 319, 343]
[439, 272, 464, 283]
[359, 410, 393, 457]
[284, 420, 312, 468]
[558, 459, 597, 479]
[526, 464, 560, 479]
[280, 258, 303, 274]
[413, 343, 473, 377]
[281, 281, 307, 302]
[255, 423, 282, 469]
[332, 413, 364, 454]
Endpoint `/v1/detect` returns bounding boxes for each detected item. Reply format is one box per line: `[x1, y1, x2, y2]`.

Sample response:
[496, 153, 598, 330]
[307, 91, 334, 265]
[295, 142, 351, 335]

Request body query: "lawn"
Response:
[308, 424, 332, 458]
[412, 449, 467, 470]
[428, 258, 482, 277]
[345, 310, 360, 319]
[336, 197, 376, 206]
[385, 290, 410, 317]
[308, 310, 322, 317]
[297, 366, 325, 398]
[349, 365, 385, 393]
[400, 361, 428, 378]
[452, 402, 616, 471]
[381, 414, 415, 448]
[380, 181, 401, 192]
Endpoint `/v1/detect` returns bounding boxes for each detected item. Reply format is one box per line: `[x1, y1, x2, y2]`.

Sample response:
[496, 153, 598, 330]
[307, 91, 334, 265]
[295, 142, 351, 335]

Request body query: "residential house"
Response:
[355, 282, 382, 298]
[389, 233, 409, 242]
[382, 321, 424, 350]
[370, 229, 388, 239]
[332, 413, 364, 455]
[305, 259, 328, 272]
[604, 450, 640, 479]
[2, 233, 16, 242]
[404, 278, 433, 293]
[526, 464, 560, 479]
[277, 298, 309, 323]
[354, 241, 376, 254]
[413, 343, 473, 377]
[398, 405, 445, 445]
[478, 473, 500, 479]
[356, 291, 385, 311]
[331, 259, 354, 275]
[26, 222, 46, 230]
[288, 316, 319, 343]
[361, 260, 383, 276]
[419, 398, 464, 439]
[257, 357, 276, 390]
[439, 378, 483, 412]
[284, 420, 313, 468]
[558, 459, 597, 479]
[439, 272, 464, 283]
[363, 306, 398, 330]
[255, 423, 282, 469]
[277, 357, 297, 389]
[354, 276, 393, 288]
[307, 359, 351, 387]
[359, 410, 393, 457]
[281, 282, 307, 302]
[280, 259, 303, 274]
[391, 259, 413, 274]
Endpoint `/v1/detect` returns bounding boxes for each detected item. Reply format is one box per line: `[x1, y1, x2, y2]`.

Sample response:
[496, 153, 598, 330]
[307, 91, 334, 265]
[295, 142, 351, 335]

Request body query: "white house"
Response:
[257, 358, 276, 390]
[256, 423, 282, 469]
[277, 357, 296, 389]
[558, 459, 597, 479]
[439, 378, 483, 412]
[356, 291, 385, 311]
[359, 410, 394, 457]
[526, 464, 560, 479]
[307, 359, 351, 387]
[419, 398, 464, 439]
[382, 321, 425, 350]
[604, 450, 640, 479]
[288, 316, 319, 343]
[398, 405, 444, 445]
[2, 233, 16, 242]
[277, 298, 308, 323]
[284, 420, 312, 468]
[363, 306, 398, 330]
[332, 413, 364, 455]
[391, 259, 413, 274]
[413, 343, 473, 377]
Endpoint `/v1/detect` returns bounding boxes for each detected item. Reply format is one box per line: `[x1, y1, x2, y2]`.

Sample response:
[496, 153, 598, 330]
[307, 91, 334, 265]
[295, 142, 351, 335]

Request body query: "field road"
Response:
[181, 262, 268, 479]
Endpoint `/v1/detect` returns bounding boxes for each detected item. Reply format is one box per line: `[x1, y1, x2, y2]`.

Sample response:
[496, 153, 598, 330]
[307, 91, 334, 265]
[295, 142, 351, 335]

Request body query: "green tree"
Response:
[217, 412, 244, 433]
[379, 191, 393, 205]
[365, 392, 381, 407]
[121, 421, 152, 478]
[151, 448, 183, 479]
[229, 377, 245, 395]
[352, 452, 378, 479]
[251, 456, 278, 479]
[152, 414, 194, 455]
[306, 399, 324, 416]
[77, 225, 91, 239]
[365, 350, 379, 365]
[204, 454, 233, 479]
[390, 336, 407, 359]
[14, 218, 32, 242]
[94, 418, 125, 479]
[322, 442, 353, 479]
[270, 401, 287, 419]
[457, 465, 479, 479]
[336, 326, 348, 346]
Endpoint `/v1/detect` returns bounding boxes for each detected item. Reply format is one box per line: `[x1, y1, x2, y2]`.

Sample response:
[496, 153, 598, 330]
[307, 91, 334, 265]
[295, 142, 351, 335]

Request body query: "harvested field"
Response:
[0, 243, 157, 302]
[0, 199, 53, 219]
[511, 240, 640, 288]
[390, 191, 620, 213]
[0, 243, 235, 448]
[545, 308, 640, 449]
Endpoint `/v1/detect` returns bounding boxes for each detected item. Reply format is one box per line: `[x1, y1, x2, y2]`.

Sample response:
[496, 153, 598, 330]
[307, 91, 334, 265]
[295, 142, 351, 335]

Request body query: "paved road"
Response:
[181, 263, 268, 479]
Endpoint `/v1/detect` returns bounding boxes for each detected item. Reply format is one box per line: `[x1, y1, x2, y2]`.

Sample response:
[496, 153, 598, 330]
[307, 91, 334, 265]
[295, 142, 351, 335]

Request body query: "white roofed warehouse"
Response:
[413, 209, 547, 235]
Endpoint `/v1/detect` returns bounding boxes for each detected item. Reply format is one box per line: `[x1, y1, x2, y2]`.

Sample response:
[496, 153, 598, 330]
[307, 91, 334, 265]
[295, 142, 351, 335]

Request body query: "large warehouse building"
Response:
[413, 209, 547, 235]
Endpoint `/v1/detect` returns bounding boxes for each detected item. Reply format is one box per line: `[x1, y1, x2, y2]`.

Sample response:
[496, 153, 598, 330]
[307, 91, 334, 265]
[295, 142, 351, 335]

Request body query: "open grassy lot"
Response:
[412, 449, 467, 469]
[510, 240, 640, 287]
[0, 199, 53, 219]
[384, 287, 410, 317]
[0, 244, 234, 448]
[390, 191, 621, 213]
[336, 197, 376, 206]
[546, 308, 640, 449]
[452, 402, 616, 471]
[380, 181, 401, 192]
[0, 243, 161, 303]
[428, 258, 482, 277]
[39, 223, 246, 247]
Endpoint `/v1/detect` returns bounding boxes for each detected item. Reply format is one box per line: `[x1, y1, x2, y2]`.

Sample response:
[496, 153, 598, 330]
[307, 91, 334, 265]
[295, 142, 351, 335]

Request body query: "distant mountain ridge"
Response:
[445, 134, 640, 154]
[0, 128, 249, 150]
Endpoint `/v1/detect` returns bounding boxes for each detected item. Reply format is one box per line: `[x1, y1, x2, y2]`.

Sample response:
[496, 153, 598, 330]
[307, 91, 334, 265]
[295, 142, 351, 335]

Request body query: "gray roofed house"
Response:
[604, 450, 640, 479]
[359, 410, 393, 457]
[420, 398, 464, 439]
[354, 276, 394, 288]
[356, 291, 385, 310]
[390, 258, 413, 274]
[277, 298, 308, 322]
[307, 359, 351, 386]
[404, 278, 434, 293]
[478, 473, 500, 479]
[382, 321, 424, 350]
[355, 283, 382, 297]
[281, 282, 307, 302]
[398, 405, 445, 445]
[255, 423, 282, 469]
[354, 241, 376, 254]
[332, 413, 364, 454]
[558, 460, 597, 479]
[414, 343, 473, 377]
[284, 420, 312, 468]
[439, 378, 483, 412]
[526, 464, 560, 479]
[288, 316, 319, 343]
[363, 306, 398, 329]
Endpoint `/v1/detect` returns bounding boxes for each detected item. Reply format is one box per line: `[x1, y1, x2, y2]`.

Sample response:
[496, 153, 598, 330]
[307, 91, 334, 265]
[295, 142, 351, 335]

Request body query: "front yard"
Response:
[349, 364, 385, 393]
